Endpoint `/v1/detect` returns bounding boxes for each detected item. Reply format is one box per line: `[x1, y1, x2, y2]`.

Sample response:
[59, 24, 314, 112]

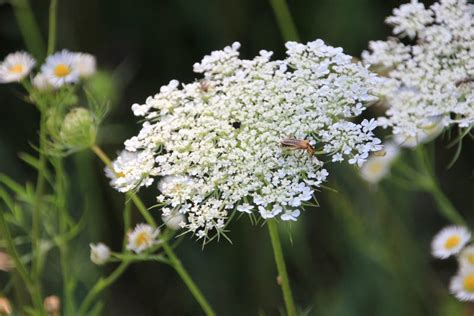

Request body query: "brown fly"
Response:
[281, 139, 315, 155]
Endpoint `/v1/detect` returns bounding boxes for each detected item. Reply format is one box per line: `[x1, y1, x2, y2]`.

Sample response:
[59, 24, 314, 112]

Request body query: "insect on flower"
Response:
[281, 139, 315, 155]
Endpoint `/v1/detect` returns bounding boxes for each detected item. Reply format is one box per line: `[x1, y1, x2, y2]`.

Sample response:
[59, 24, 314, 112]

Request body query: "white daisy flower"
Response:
[89, 243, 110, 265]
[450, 269, 474, 301]
[105, 150, 155, 193]
[360, 142, 400, 184]
[431, 226, 471, 259]
[73, 53, 96, 78]
[127, 224, 160, 253]
[459, 245, 474, 270]
[0, 51, 35, 83]
[41, 50, 79, 88]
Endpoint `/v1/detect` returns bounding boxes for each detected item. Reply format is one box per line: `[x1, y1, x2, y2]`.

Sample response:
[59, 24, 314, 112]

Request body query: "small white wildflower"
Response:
[162, 210, 186, 230]
[73, 53, 96, 78]
[459, 246, 474, 270]
[450, 269, 474, 301]
[0, 52, 35, 83]
[281, 209, 301, 221]
[363, 0, 474, 141]
[127, 224, 160, 253]
[236, 204, 254, 214]
[431, 226, 471, 259]
[105, 150, 155, 193]
[89, 243, 110, 265]
[41, 50, 79, 87]
[360, 142, 400, 184]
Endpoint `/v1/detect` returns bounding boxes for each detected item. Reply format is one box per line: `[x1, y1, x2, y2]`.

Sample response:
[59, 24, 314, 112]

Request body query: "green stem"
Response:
[162, 242, 216, 316]
[0, 209, 43, 312]
[425, 178, 466, 226]
[267, 220, 297, 316]
[11, 0, 45, 60]
[47, 0, 59, 55]
[77, 261, 131, 316]
[31, 114, 47, 300]
[53, 157, 76, 315]
[415, 147, 465, 226]
[268, 0, 300, 42]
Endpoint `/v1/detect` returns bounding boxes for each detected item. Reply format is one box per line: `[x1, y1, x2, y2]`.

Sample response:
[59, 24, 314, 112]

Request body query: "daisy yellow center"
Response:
[135, 232, 150, 247]
[467, 254, 474, 265]
[54, 64, 71, 77]
[368, 162, 383, 174]
[9, 64, 24, 74]
[117, 171, 125, 178]
[444, 235, 461, 249]
[463, 274, 474, 292]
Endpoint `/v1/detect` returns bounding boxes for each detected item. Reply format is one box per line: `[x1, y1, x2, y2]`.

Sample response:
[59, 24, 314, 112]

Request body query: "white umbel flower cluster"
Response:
[363, 0, 474, 141]
[119, 40, 383, 240]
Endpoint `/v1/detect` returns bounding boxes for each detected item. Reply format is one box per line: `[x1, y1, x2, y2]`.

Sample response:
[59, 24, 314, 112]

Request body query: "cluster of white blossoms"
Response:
[110, 40, 383, 240]
[363, 0, 474, 146]
[431, 226, 474, 301]
[0, 50, 96, 88]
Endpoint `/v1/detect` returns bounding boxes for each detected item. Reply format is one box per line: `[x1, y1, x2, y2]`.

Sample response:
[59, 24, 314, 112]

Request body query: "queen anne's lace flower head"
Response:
[118, 40, 383, 241]
[0, 52, 36, 83]
[363, 0, 474, 141]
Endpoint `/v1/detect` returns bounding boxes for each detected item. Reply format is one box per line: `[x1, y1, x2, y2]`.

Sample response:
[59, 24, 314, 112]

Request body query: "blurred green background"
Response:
[0, 0, 473, 315]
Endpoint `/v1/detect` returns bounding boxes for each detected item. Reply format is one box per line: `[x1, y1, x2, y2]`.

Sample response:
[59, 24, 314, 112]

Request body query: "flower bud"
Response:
[60, 108, 97, 149]
[90, 243, 111, 265]
[43, 295, 60, 316]
[0, 297, 11, 315]
[0, 252, 13, 272]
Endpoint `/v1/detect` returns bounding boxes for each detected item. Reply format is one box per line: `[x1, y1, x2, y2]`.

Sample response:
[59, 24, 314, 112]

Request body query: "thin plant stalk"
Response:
[267, 220, 297, 316]
[77, 260, 131, 316]
[47, 0, 59, 55]
[30, 114, 47, 307]
[52, 157, 77, 314]
[268, 0, 300, 42]
[90, 144, 217, 316]
[0, 209, 44, 312]
[414, 147, 466, 226]
[11, 0, 45, 60]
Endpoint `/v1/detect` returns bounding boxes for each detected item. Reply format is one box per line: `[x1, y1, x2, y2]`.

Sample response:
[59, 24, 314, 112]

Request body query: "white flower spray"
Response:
[363, 0, 474, 142]
[114, 40, 383, 241]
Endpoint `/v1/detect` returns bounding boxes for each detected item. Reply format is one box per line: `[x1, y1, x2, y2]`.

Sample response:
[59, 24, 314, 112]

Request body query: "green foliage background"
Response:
[0, 0, 472, 315]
